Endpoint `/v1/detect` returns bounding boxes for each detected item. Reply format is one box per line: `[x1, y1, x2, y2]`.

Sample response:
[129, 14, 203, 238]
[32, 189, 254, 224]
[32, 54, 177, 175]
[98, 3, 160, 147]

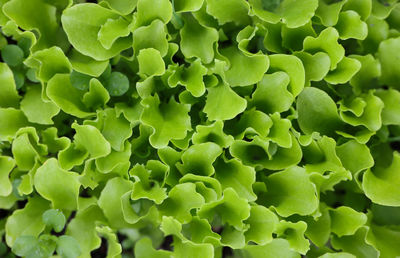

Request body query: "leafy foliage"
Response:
[1, 0, 400, 257]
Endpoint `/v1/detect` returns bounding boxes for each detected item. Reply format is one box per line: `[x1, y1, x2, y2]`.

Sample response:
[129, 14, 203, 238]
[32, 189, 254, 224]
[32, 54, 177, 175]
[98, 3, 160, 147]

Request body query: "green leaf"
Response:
[179, 173, 222, 202]
[174, 237, 214, 258]
[47, 74, 94, 118]
[168, 59, 208, 97]
[68, 49, 109, 77]
[182, 216, 221, 243]
[98, 17, 130, 50]
[34, 158, 81, 210]
[176, 142, 222, 177]
[244, 205, 279, 245]
[0, 156, 15, 197]
[325, 57, 362, 85]
[72, 122, 111, 158]
[102, 0, 137, 15]
[241, 238, 300, 258]
[0, 62, 20, 108]
[343, 0, 372, 20]
[138, 48, 165, 77]
[56, 235, 82, 258]
[21, 85, 60, 124]
[94, 108, 132, 151]
[132, 19, 169, 57]
[297, 87, 343, 136]
[42, 209, 66, 233]
[220, 45, 269, 87]
[276, 0, 319, 28]
[12, 235, 39, 257]
[198, 188, 250, 230]
[82, 78, 110, 109]
[375, 89, 400, 125]
[294, 52, 331, 86]
[250, 72, 293, 114]
[174, 0, 203, 12]
[5, 197, 49, 246]
[192, 121, 234, 148]
[319, 252, 356, 258]
[204, 82, 247, 121]
[3, 0, 59, 50]
[66, 205, 105, 256]
[336, 140, 374, 174]
[135, 0, 172, 27]
[134, 237, 172, 258]
[248, 0, 281, 24]
[349, 54, 381, 94]
[61, 3, 131, 61]
[1, 44, 24, 67]
[230, 134, 302, 170]
[363, 152, 400, 206]
[159, 183, 205, 223]
[24, 46, 72, 82]
[339, 91, 384, 132]
[331, 227, 378, 258]
[304, 205, 331, 247]
[315, 0, 347, 26]
[335, 10, 368, 40]
[70, 70, 92, 91]
[98, 177, 134, 228]
[269, 54, 305, 97]
[366, 223, 400, 258]
[276, 221, 309, 254]
[0, 108, 29, 142]
[303, 27, 345, 70]
[263, 166, 318, 217]
[214, 158, 256, 202]
[140, 94, 191, 148]
[12, 127, 47, 171]
[180, 13, 218, 64]
[378, 37, 400, 89]
[96, 141, 131, 175]
[282, 21, 316, 51]
[105, 71, 130, 97]
[228, 109, 273, 139]
[206, 0, 250, 25]
[329, 206, 367, 237]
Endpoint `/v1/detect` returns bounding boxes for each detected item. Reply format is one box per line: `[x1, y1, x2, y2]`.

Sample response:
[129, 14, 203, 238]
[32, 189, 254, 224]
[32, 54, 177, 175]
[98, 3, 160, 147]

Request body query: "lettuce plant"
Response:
[1, 0, 400, 257]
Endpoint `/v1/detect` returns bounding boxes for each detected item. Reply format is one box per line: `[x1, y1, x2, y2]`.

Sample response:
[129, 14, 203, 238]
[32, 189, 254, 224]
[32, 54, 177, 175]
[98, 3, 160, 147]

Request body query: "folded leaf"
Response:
[198, 188, 250, 230]
[297, 87, 343, 136]
[378, 37, 400, 89]
[176, 142, 222, 176]
[335, 11, 368, 40]
[140, 94, 191, 148]
[0, 156, 15, 197]
[20, 85, 60, 124]
[180, 13, 218, 64]
[34, 158, 80, 210]
[303, 27, 345, 70]
[62, 3, 131, 61]
[204, 82, 247, 121]
[132, 19, 169, 57]
[330, 206, 367, 237]
[0, 62, 20, 108]
[244, 205, 279, 245]
[159, 183, 205, 223]
[5, 197, 49, 246]
[263, 166, 319, 217]
[220, 45, 269, 87]
[363, 152, 400, 206]
[250, 72, 293, 114]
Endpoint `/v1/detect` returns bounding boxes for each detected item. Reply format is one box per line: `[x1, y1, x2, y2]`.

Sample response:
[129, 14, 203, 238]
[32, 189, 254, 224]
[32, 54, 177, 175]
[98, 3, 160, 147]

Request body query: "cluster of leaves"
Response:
[1, 0, 400, 257]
